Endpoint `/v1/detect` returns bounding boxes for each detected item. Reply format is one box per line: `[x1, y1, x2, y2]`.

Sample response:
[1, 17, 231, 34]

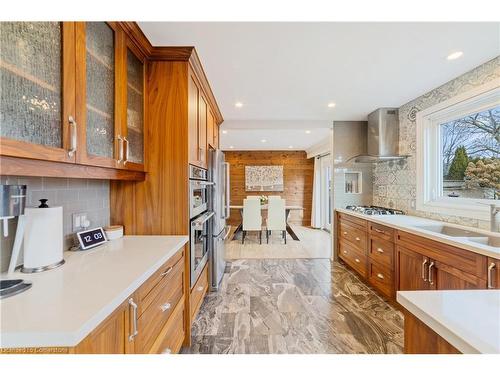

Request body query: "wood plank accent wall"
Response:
[225, 151, 314, 226]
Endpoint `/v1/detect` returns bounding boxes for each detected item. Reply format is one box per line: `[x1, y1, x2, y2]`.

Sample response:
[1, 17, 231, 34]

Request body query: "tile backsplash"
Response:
[373, 56, 500, 231]
[0, 176, 110, 272]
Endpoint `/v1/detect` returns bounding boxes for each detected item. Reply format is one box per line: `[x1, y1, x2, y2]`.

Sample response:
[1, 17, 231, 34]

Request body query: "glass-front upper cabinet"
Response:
[0, 22, 76, 163]
[124, 45, 145, 168]
[77, 22, 119, 168]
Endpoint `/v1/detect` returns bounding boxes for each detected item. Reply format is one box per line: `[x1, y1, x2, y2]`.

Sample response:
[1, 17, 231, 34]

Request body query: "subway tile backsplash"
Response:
[0, 176, 110, 272]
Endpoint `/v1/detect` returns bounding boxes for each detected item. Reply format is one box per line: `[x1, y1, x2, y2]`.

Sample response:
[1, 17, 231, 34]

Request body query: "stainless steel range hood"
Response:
[351, 108, 409, 163]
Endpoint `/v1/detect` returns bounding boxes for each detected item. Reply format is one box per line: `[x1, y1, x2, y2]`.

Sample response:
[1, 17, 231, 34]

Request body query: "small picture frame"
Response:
[76, 227, 108, 250]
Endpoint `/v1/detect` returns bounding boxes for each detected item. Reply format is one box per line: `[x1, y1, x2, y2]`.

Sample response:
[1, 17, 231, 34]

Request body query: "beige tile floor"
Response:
[225, 225, 332, 259]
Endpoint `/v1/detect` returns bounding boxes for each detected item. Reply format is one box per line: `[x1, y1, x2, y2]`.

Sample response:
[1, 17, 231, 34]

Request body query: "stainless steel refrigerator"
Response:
[208, 149, 230, 291]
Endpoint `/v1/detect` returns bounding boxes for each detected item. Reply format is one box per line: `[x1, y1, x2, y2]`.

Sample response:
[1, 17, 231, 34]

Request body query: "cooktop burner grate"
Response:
[345, 205, 405, 215]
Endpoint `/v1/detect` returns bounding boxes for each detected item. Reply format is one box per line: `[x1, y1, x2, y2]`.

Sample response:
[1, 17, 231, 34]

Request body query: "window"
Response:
[416, 81, 499, 220]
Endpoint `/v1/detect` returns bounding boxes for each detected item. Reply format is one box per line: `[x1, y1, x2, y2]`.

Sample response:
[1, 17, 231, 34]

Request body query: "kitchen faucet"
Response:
[490, 204, 500, 232]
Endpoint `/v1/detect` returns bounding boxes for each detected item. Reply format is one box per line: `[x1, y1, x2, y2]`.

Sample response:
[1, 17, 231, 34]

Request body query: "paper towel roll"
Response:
[22, 206, 64, 272]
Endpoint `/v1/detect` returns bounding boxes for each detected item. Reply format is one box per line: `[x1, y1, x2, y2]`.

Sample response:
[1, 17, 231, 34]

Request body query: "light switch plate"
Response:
[72, 212, 88, 232]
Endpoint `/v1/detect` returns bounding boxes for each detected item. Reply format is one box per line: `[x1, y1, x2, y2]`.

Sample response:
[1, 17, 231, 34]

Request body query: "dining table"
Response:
[229, 204, 304, 241]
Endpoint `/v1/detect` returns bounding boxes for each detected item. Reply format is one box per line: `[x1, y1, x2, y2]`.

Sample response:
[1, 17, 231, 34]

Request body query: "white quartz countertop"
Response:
[335, 208, 500, 260]
[0, 235, 189, 349]
[397, 290, 500, 354]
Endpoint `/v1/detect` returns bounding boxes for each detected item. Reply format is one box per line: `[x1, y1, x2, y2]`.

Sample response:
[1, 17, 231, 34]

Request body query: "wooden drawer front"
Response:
[339, 240, 367, 278]
[137, 250, 184, 316]
[152, 298, 185, 354]
[339, 222, 367, 253]
[369, 222, 395, 242]
[338, 212, 367, 230]
[369, 237, 394, 268]
[136, 259, 184, 353]
[368, 260, 393, 298]
[190, 263, 209, 321]
[396, 230, 487, 278]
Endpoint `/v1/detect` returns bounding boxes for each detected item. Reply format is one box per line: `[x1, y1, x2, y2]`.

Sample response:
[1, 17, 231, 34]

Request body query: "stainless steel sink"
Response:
[467, 236, 500, 248]
[415, 225, 485, 237]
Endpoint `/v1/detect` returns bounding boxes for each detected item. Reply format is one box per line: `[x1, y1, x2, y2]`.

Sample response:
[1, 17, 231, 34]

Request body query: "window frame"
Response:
[416, 80, 500, 221]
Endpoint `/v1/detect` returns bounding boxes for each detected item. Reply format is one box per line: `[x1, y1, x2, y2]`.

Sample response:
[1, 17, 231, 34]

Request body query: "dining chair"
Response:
[266, 198, 286, 244]
[242, 198, 262, 244]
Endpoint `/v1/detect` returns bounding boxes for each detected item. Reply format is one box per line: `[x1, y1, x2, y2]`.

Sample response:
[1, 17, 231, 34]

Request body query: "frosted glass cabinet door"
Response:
[125, 48, 144, 165]
[84, 22, 116, 164]
[0, 22, 76, 162]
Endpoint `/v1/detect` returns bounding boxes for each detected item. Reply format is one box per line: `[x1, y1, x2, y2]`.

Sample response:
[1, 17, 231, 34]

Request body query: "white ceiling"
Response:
[139, 22, 499, 123]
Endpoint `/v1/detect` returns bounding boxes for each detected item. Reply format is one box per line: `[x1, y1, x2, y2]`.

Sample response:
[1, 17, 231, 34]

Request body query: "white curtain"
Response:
[311, 156, 322, 228]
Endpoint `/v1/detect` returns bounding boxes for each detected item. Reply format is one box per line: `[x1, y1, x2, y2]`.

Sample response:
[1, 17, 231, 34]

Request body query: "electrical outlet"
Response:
[72, 212, 88, 231]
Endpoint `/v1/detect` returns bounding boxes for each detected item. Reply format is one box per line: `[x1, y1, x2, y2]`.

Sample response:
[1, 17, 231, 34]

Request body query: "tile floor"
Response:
[226, 226, 332, 259]
[183, 259, 403, 354]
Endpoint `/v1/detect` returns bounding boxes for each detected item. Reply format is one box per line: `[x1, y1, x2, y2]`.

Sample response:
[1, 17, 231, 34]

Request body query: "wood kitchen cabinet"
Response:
[188, 71, 209, 168]
[207, 108, 218, 149]
[396, 247, 435, 291]
[0, 21, 146, 180]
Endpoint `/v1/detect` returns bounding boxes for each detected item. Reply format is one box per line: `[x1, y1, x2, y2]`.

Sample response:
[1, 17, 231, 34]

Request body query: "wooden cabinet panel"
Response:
[207, 108, 215, 149]
[368, 237, 394, 268]
[369, 222, 394, 242]
[337, 212, 367, 229]
[190, 263, 209, 322]
[396, 246, 434, 291]
[338, 239, 368, 278]
[74, 301, 127, 354]
[434, 261, 487, 290]
[487, 258, 500, 289]
[149, 297, 185, 354]
[198, 94, 207, 168]
[403, 311, 460, 354]
[188, 74, 200, 167]
[368, 260, 394, 298]
[214, 123, 219, 149]
[0, 22, 76, 163]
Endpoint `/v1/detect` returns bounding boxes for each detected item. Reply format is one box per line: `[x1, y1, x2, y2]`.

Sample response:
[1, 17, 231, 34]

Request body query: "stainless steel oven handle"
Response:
[190, 181, 215, 187]
[224, 162, 230, 219]
[191, 211, 215, 228]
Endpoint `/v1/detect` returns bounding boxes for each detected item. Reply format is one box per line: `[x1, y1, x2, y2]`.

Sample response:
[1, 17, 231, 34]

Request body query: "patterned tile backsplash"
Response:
[0, 176, 110, 272]
[373, 56, 500, 231]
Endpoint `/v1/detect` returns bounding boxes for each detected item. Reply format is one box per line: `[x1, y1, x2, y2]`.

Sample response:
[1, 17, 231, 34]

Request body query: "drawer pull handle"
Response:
[343, 250, 348, 255]
[160, 302, 172, 312]
[355, 237, 360, 241]
[376, 248, 384, 253]
[197, 286, 204, 292]
[355, 258, 360, 263]
[374, 228, 385, 234]
[161, 266, 173, 276]
[376, 273, 384, 280]
[162, 348, 172, 354]
[128, 298, 138, 342]
[422, 259, 428, 281]
[488, 262, 496, 289]
[343, 231, 347, 235]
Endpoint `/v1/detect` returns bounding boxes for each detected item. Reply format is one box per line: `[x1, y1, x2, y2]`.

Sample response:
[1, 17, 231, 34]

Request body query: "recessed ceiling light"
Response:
[261, 139, 267, 143]
[327, 102, 336, 108]
[222, 130, 228, 134]
[305, 130, 311, 134]
[235, 102, 243, 108]
[229, 145, 234, 149]
[288, 145, 293, 149]
[447, 51, 463, 60]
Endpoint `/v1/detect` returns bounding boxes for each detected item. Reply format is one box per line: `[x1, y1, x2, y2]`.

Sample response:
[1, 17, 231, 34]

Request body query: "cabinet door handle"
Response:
[374, 228, 385, 234]
[488, 262, 496, 289]
[355, 237, 360, 241]
[161, 266, 173, 277]
[355, 258, 360, 263]
[376, 273, 384, 280]
[343, 250, 348, 255]
[160, 302, 171, 312]
[117, 135, 124, 163]
[68, 116, 77, 157]
[128, 298, 138, 342]
[376, 247, 384, 253]
[196, 286, 204, 292]
[422, 259, 428, 281]
[123, 137, 130, 165]
[343, 231, 347, 235]
[428, 261, 435, 285]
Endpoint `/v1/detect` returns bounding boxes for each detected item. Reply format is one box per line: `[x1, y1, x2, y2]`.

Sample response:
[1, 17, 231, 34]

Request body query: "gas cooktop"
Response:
[345, 205, 405, 215]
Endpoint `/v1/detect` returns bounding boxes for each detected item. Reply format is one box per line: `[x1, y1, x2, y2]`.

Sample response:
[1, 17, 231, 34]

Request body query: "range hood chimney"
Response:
[352, 108, 409, 163]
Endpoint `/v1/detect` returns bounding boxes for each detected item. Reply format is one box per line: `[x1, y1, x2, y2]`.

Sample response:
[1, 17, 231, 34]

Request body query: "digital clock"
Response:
[76, 227, 107, 250]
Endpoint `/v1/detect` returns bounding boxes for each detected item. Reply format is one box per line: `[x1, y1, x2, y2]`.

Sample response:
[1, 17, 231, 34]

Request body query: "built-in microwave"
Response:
[189, 165, 213, 219]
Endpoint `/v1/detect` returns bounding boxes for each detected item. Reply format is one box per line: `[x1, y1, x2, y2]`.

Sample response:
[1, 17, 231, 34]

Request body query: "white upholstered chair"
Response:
[242, 198, 262, 244]
[266, 198, 287, 244]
